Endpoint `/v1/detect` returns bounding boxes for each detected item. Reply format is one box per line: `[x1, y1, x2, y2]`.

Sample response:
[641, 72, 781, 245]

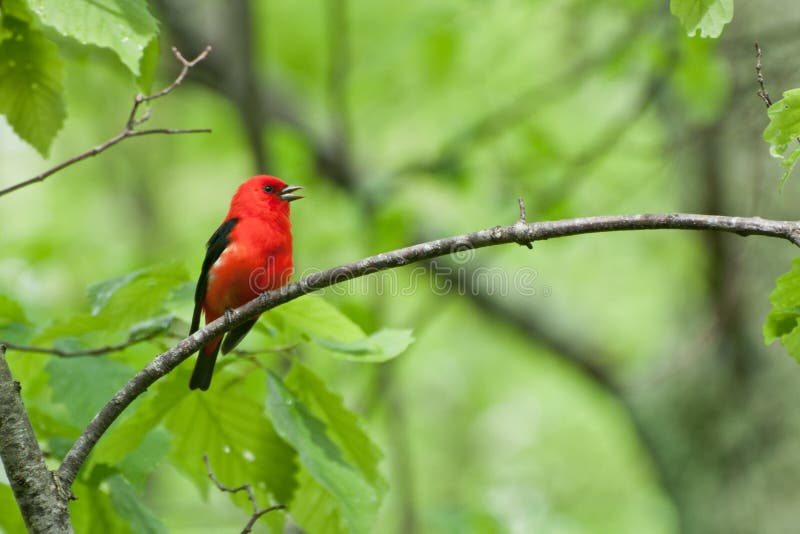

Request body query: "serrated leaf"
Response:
[47, 356, 136, 429]
[27, 0, 158, 75]
[670, 0, 733, 38]
[267, 371, 381, 534]
[165, 370, 297, 505]
[136, 37, 158, 93]
[88, 262, 189, 317]
[763, 88, 800, 186]
[272, 296, 365, 342]
[128, 314, 175, 341]
[313, 328, 414, 362]
[764, 256, 800, 362]
[290, 468, 347, 534]
[0, 15, 65, 156]
[286, 365, 386, 490]
[107, 475, 167, 534]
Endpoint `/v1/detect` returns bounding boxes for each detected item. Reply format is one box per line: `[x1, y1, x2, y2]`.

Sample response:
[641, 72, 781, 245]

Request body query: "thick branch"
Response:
[0, 346, 72, 533]
[0, 47, 212, 199]
[55, 211, 800, 488]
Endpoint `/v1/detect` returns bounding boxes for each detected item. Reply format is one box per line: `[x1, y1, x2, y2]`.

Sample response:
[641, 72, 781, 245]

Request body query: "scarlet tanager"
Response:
[189, 175, 303, 390]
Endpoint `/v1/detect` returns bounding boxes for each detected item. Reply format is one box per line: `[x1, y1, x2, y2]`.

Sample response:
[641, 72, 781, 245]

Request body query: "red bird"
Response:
[189, 175, 303, 390]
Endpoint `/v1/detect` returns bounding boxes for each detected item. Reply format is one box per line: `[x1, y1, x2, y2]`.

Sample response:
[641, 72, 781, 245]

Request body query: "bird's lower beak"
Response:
[280, 185, 304, 202]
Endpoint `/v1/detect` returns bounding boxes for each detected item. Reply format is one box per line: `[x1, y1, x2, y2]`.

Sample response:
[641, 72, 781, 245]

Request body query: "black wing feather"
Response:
[190, 218, 239, 334]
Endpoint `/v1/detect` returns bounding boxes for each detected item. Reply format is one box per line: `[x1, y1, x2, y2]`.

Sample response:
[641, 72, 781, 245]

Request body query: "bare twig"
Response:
[203, 453, 285, 534]
[755, 42, 773, 108]
[53, 211, 800, 490]
[0, 46, 213, 198]
[0, 331, 162, 358]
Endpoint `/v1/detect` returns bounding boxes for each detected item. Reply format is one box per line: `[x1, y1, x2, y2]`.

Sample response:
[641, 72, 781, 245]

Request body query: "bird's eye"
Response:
[263, 185, 274, 193]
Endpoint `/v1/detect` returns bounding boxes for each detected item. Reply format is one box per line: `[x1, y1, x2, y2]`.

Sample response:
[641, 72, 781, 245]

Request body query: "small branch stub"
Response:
[517, 197, 533, 249]
[755, 41, 772, 108]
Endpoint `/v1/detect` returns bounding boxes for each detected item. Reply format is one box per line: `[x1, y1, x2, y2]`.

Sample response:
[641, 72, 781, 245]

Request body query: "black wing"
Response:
[190, 218, 239, 334]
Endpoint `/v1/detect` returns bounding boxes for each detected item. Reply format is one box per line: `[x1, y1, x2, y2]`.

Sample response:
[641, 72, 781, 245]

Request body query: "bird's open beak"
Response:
[280, 185, 304, 202]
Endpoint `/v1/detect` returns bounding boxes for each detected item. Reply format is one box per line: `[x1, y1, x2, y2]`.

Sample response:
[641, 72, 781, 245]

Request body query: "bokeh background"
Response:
[2, 1, 800, 532]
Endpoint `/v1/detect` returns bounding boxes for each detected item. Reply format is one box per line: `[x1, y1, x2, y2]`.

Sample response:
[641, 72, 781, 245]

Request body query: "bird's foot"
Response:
[224, 308, 234, 324]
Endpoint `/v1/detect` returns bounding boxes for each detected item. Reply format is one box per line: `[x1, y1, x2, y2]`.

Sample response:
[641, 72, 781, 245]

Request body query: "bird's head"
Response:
[229, 175, 304, 220]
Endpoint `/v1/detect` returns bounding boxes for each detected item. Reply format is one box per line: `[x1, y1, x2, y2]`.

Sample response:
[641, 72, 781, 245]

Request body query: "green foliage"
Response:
[26, 0, 157, 76]
[47, 357, 135, 429]
[763, 89, 800, 187]
[764, 256, 800, 359]
[107, 475, 167, 534]
[313, 328, 415, 362]
[0, 0, 158, 155]
[268, 370, 384, 534]
[0, 483, 26, 533]
[272, 295, 414, 361]
[670, 0, 733, 38]
[0, 12, 65, 156]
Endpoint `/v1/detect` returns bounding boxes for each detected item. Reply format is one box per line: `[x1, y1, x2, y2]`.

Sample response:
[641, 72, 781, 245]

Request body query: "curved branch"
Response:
[0, 47, 212, 199]
[55, 211, 800, 488]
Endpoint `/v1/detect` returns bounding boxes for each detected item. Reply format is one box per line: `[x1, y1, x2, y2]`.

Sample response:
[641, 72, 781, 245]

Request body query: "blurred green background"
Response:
[2, 0, 800, 532]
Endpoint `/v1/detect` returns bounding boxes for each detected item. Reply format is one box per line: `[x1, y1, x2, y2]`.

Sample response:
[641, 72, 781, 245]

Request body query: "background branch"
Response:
[55, 211, 800, 489]
[0, 46, 212, 199]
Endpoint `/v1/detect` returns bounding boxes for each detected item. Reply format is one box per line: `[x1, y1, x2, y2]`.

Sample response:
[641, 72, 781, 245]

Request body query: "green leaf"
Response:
[164, 370, 298, 505]
[0, 15, 65, 156]
[70, 480, 131, 534]
[285, 365, 386, 490]
[763, 88, 800, 186]
[267, 371, 381, 534]
[136, 37, 159, 93]
[0, 483, 26, 534]
[47, 356, 135, 429]
[0, 294, 26, 324]
[670, 0, 733, 38]
[0, 0, 32, 22]
[87, 262, 189, 318]
[107, 475, 167, 534]
[290, 469, 347, 534]
[272, 296, 365, 342]
[26, 0, 158, 75]
[764, 256, 800, 361]
[313, 328, 415, 362]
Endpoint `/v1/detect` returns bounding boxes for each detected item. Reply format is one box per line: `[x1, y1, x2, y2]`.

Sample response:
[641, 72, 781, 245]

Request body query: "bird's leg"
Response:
[224, 308, 234, 325]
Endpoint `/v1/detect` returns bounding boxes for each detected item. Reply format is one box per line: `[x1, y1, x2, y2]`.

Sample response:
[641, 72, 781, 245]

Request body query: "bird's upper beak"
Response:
[280, 185, 304, 202]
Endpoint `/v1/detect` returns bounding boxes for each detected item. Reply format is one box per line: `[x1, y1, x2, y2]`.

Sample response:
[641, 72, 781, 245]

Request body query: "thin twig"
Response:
[755, 41, 773, 108]
[0, 331, 162, 358]
[203, 453, 285, 534]
[0, 46, 213, 199]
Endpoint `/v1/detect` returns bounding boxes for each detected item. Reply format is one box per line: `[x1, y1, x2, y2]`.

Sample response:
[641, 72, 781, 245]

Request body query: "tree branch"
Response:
[203, 453, 285, 534]
[0, 46, 212, 199]
[54, 211, 800, 489]
[755, 41, 772, 108]
[0, 346, 72, 533]
[0, 330, 162, 358]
